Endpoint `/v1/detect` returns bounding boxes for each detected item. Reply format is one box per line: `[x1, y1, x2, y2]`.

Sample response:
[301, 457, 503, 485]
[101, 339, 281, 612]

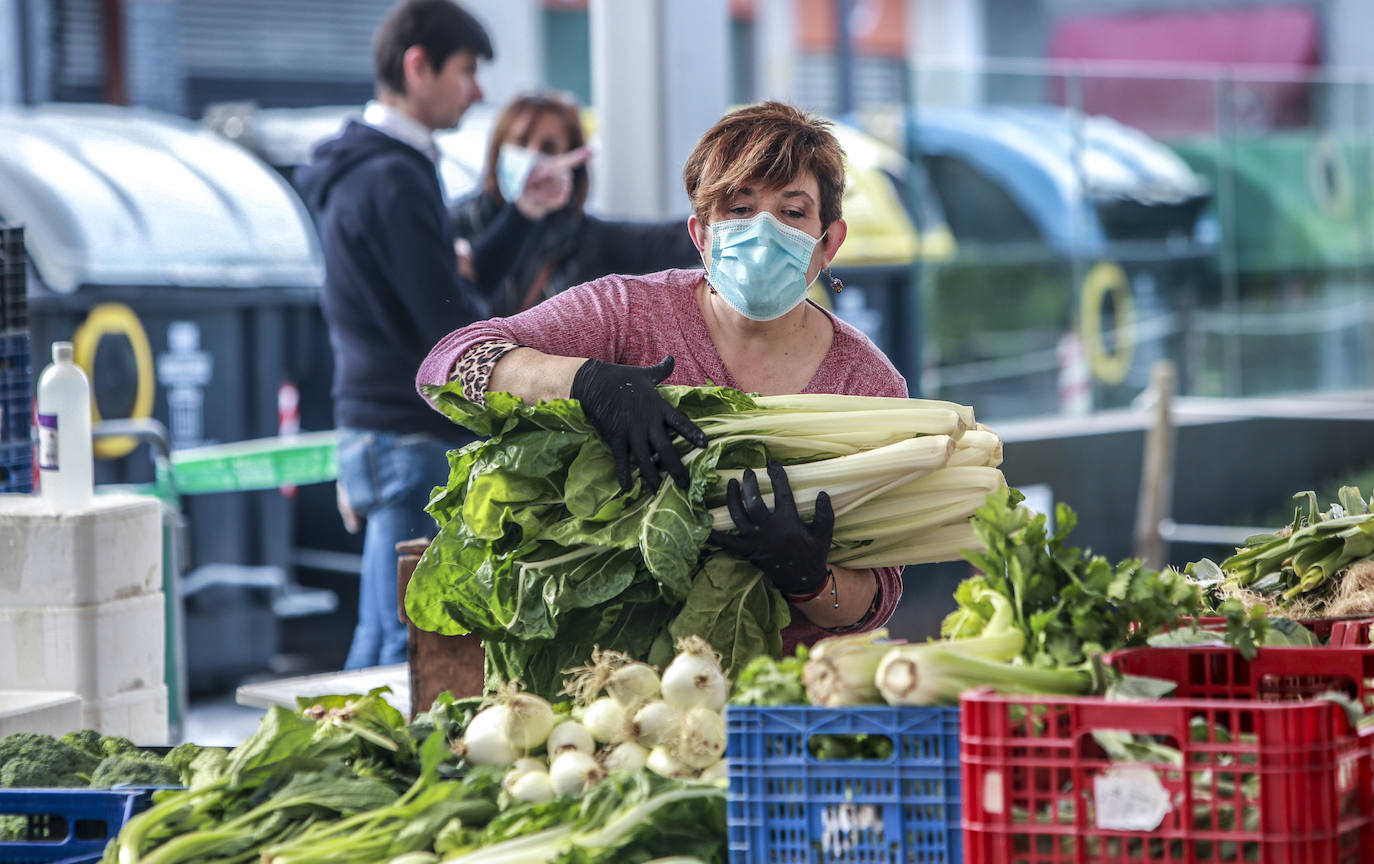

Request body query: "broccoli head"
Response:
[162, 742, 207, 783]
[98, 735, 139, 757]
[58, 729, 104, 758]
[184, 747, 230, 790]
[89, 753, 180, 788]
[0, 733, 101, 787]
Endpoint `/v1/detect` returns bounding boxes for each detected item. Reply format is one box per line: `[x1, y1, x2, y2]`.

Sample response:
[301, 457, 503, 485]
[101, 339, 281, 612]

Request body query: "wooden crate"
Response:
[396, 538, 484, 716]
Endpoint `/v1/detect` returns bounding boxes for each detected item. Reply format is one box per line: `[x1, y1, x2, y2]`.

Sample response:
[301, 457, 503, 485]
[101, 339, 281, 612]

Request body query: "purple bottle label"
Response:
[37, 413, 58, 470]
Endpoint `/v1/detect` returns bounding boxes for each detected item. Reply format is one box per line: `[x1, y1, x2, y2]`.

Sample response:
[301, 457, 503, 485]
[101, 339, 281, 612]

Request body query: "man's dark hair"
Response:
[373, 0, 494, 95]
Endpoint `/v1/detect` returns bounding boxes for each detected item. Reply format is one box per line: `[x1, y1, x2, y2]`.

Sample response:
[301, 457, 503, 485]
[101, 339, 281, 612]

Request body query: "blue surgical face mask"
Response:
[496, 144, 541, 203]
[706, 211, 822, 321]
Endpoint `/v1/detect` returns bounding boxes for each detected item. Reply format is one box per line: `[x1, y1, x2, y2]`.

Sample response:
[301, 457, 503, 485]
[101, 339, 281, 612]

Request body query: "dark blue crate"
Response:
[0, 788, 160, 863]
[1, 226, 26, 333]
[0, 440, 31, 494]
[726, 705, 962, 864]
[1, 332, 31, 444]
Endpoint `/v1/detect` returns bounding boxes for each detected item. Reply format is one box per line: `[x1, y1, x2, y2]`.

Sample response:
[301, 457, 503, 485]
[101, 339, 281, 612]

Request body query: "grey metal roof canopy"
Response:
[0, 104, 323, 294]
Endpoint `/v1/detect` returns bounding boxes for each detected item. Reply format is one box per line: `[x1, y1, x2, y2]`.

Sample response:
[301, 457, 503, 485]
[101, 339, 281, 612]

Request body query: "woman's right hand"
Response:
[516, 147, 592, 220]
[570, 355, 708, 492]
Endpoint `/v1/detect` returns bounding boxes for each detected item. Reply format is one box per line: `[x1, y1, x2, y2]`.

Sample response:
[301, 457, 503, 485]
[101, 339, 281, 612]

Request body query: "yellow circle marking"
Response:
[1079, 262, 1135, 385]
[71, 303, 155, 460]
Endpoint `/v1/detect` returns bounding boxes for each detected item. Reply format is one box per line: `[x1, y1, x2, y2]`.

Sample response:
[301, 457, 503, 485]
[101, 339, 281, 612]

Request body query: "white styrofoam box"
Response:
[0, 689, 82, 736]
[0, 492, 162, 607]
[0, 592, 164, 700]
[81, 684, 169, 745]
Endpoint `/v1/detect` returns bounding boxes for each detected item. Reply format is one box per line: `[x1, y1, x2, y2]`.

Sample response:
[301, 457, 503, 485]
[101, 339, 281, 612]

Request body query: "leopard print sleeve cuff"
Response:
[450, 339, 521, 403]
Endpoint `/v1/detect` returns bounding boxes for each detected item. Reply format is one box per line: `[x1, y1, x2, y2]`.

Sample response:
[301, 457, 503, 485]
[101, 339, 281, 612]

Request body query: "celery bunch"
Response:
[943, 488, 1201, 668]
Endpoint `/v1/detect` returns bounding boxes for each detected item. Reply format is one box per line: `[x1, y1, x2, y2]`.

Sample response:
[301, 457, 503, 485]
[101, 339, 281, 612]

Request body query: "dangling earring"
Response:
[824, 268, 844, 294]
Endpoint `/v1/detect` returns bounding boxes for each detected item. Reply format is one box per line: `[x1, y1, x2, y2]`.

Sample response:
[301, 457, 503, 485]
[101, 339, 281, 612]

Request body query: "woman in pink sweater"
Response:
[417, 102, 906, 651]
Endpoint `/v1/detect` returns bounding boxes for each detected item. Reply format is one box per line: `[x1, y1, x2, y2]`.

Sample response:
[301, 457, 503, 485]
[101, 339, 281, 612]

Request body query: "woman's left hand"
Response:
[517, 147, 592, 219]
[709, 459, 834, 599]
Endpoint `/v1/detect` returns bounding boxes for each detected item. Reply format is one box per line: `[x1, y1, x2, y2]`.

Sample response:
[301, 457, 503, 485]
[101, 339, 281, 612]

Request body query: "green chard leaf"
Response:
[668, 553, 790, 674]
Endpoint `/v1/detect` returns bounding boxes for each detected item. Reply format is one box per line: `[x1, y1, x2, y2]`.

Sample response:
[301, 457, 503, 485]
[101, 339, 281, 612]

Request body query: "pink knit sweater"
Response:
[418, 268, 909, 653]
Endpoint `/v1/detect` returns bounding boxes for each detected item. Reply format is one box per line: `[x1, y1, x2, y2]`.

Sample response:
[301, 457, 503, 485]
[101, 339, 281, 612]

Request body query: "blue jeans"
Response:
[336, 429, 452, 670]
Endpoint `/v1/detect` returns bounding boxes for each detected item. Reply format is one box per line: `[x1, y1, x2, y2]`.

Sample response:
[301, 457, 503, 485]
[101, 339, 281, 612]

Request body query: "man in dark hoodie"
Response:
[297, 0, 538, 669]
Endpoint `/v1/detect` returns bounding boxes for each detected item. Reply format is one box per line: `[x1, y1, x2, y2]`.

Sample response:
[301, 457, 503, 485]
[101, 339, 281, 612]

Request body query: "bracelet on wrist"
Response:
[785, 567, 836, 605]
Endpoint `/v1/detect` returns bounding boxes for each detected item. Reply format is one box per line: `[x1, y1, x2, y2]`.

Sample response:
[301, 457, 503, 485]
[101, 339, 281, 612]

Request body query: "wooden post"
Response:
[396, 538, 485, 718]
[1134, 360, 1177, 569]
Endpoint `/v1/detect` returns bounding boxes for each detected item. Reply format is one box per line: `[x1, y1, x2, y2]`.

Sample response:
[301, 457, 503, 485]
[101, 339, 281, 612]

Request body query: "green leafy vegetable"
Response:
[412, 383, 998, 697]
[1213, 486, 1374, 614]
[731, 646, 809, 706]
[944, 488, 1201, 668]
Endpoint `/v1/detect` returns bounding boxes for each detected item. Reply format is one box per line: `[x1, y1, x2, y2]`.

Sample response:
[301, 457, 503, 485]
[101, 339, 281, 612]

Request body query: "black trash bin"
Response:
[0, 104, 345, 688]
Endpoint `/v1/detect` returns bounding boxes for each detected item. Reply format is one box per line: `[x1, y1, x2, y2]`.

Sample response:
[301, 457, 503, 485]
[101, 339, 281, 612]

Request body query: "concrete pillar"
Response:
[589, 0, 730, 219]
[1324, 0, 1374, 133]
[908, 0, 986, 108]
[754, 0, 797, 103]
[0, 0, 19, 104]
[19, 0, 51, 104]
[124, 0, 185, 114]
[464, 0, 544, 108]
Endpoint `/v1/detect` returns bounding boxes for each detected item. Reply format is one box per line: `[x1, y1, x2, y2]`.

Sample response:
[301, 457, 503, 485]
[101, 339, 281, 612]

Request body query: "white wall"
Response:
[464, 0, 544, 108]
[754, 0, 798, 103]
[589, 0, 730, 219]
[909, 0, 987, 107]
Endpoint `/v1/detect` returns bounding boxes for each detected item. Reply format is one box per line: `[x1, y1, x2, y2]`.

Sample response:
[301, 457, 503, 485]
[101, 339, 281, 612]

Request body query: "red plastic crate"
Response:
[962, 647, 1374, 864]
[1194, 616, 1374, 648]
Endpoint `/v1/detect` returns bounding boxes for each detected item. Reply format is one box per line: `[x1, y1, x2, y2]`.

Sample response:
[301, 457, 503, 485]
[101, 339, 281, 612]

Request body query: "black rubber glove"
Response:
[570, 355, 708, 493]
[709, 459, 835, 598]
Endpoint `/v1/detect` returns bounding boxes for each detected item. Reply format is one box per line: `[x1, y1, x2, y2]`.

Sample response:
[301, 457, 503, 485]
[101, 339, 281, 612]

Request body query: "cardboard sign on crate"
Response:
[961, 646, 1374, 864]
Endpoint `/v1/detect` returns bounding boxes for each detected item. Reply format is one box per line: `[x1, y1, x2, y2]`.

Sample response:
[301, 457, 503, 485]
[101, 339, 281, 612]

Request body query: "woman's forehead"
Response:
[508, 108, 564, 141]
[730, 170, 819, 199]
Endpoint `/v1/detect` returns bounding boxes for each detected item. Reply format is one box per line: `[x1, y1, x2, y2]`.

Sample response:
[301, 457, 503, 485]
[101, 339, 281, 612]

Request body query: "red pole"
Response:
[101, 0, 126, 105]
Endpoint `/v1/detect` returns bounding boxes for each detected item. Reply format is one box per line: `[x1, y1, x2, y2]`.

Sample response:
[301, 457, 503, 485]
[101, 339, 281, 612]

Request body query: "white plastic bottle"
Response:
[36, 341, 93, 511]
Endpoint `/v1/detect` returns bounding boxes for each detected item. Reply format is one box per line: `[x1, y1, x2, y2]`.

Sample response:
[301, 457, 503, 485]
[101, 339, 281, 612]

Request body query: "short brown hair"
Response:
[373, 0, 493, 96]
[682, 101, 845, 227]
[483, 93, 589, 212]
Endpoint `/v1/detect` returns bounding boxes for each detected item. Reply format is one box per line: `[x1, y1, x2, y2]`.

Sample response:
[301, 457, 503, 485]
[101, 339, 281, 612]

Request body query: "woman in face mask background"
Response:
[419, 101, 907, 653]
[449, 92, 701, 316]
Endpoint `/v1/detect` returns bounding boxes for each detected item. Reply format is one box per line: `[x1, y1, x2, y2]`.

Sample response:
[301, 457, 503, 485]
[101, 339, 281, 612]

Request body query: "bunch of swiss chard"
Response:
[410, 384, 1002, 698]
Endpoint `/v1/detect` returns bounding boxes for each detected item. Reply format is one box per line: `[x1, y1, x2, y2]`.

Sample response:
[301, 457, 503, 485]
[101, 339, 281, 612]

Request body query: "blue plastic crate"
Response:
[1, 332, 32, 444]
[726, 705, 962, 863]
[0, 787, 160, 863]
[0, 440, 31, 494]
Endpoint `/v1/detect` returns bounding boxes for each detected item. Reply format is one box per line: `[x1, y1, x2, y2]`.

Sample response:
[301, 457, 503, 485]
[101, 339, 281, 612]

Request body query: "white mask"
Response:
[496, 144, 542, 203]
